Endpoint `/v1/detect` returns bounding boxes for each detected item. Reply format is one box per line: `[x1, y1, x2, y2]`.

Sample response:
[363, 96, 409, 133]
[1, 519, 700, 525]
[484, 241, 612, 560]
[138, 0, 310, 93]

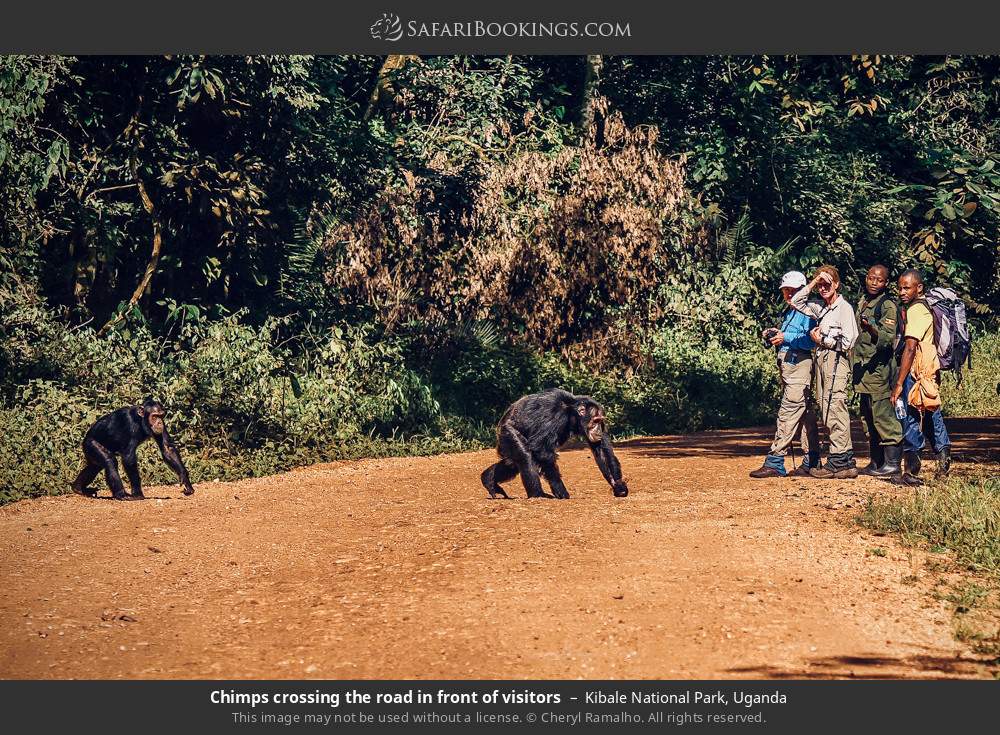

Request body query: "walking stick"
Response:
[824, 335, 846, 425]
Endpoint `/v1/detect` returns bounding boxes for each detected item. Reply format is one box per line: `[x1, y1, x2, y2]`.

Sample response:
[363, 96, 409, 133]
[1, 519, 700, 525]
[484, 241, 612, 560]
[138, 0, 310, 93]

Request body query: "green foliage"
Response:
[3, 55, 1000, 505]
[942, 329, 1000, 417]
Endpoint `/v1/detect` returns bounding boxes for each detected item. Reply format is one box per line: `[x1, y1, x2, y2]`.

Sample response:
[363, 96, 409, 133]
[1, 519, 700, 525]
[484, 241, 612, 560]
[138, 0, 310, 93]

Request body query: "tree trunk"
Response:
[580, 55, 604, 133]
[97, 160, 162, 336]
[362, 55, 419, 123]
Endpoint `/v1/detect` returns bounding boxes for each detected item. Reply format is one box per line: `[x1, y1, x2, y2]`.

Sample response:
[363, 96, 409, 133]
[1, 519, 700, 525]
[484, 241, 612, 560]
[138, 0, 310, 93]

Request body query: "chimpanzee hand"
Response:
[612, 480, 629, 497]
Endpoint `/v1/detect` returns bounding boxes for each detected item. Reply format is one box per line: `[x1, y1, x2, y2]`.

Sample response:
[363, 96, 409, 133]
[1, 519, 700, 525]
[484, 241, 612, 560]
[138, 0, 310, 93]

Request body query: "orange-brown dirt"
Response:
[2, 418, 998, 680]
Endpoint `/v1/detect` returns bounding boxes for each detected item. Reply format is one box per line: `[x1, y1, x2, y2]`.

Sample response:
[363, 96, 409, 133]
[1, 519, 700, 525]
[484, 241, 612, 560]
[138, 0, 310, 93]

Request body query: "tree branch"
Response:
[97, 158, 162, 336]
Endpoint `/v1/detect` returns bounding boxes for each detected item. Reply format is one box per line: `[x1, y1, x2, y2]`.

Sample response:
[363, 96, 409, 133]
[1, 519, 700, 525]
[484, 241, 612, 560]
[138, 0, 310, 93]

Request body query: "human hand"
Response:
[810, 326, 823, 344]
[769, 331, 785, 346]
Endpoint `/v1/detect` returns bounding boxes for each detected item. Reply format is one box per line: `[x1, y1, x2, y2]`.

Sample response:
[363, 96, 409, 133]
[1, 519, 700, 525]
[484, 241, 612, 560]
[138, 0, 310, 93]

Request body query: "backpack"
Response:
[924, 287, 972, 381]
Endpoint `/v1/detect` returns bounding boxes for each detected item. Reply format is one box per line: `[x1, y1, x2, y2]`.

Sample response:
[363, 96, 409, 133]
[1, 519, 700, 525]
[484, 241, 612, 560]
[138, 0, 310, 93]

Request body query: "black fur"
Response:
[71, 397, 195, 501]
[481, 388, 629, 499]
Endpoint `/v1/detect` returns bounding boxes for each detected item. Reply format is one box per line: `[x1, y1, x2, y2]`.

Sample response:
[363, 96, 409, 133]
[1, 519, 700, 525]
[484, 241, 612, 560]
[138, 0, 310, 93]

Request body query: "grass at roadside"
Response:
[858, 469, 1000, 661]
[859, 472, 1000, 575]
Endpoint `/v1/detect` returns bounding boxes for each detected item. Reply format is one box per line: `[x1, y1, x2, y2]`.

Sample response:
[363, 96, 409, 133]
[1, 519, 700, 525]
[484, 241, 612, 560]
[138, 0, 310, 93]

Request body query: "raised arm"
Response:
[789, 281, 824, 319]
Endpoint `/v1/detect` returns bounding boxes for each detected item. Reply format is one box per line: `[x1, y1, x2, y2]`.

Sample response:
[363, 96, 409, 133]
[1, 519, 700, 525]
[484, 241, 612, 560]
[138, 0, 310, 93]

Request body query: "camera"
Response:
[821, 325, 846, 349]
[762, 327, 780, 347]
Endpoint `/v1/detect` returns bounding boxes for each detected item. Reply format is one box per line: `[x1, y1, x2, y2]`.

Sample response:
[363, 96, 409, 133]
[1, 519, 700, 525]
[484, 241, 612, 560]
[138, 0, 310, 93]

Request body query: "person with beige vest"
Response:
[790, 265, 860, 479]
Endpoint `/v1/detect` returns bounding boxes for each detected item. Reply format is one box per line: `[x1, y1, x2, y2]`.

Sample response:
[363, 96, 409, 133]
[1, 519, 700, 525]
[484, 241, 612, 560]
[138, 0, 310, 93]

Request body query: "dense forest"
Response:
[2, 55, 999, 502]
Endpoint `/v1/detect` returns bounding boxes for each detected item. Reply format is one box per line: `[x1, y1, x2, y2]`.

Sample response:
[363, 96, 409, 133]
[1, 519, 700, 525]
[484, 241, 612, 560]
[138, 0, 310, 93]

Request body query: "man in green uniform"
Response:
[852, 265, 904, 476]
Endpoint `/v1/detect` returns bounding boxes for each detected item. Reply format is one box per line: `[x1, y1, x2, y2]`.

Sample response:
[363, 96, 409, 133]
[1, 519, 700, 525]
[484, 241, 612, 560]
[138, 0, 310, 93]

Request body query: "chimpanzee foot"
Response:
[182, 485, 195, 496]
[487, 487, 511, 499]
[71, 484, 97, 497]
[112, 493, 134, 501]
[130, 492, 146, 500]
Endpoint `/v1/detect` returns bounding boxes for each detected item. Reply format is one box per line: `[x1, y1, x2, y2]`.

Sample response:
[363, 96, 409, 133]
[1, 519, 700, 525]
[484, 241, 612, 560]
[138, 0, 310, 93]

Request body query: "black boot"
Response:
[936, 446, 952, 477]
[890, 450, 923, 486]
[869, 444, 902, 478]
[860, 439, 885, 475]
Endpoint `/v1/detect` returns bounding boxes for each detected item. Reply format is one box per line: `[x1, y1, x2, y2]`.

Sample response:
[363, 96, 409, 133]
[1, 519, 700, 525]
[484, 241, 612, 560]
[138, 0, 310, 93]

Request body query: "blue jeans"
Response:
[901, 374, 951, 453]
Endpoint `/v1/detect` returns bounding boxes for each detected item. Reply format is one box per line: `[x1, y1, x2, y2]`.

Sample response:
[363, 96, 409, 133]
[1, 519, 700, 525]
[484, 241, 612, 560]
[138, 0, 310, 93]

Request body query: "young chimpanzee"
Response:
[481, 388, 629, 499]
[71, 397, 195, 500]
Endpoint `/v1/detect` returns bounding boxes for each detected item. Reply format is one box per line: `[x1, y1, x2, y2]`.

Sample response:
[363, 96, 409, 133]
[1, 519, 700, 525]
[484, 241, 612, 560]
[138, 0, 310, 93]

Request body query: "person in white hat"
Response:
[749, 270, 821, 478]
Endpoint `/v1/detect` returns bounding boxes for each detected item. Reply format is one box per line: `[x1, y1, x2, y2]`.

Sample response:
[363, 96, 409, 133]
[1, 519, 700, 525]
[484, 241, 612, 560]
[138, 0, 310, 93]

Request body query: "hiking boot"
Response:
[904, 450, 922, 477]
[788, 464, 815, 478]
[890, 472, 924, 487]
[869, 444, 903, 478]
[935, 446, 952, 477]
[750, 454, 785, 479]
[809, 463, 835, 479]
[833, 466, 859, 479]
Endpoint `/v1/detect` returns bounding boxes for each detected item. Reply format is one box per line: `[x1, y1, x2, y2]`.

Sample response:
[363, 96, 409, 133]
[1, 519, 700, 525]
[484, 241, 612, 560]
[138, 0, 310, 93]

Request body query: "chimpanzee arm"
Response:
[154, 427, 195, 495]
[589, 435, 629, 497]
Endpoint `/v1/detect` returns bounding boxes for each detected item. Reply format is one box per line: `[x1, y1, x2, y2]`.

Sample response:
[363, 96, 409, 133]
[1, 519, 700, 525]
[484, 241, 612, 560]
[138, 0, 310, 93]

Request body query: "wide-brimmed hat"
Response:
[779, 270, 807, 290]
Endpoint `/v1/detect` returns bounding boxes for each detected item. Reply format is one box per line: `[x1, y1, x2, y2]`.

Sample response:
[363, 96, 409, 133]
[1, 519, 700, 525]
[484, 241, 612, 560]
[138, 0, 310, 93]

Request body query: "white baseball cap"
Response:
[779, 271, 807, 290]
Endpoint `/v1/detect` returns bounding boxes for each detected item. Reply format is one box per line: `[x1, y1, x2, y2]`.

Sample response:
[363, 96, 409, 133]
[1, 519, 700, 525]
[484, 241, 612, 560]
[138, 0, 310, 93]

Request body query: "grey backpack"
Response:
[925, 287, 972, 382]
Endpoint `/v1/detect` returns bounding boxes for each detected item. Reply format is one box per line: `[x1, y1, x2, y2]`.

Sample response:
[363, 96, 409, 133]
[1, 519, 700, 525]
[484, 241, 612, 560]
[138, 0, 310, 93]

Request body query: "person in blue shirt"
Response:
[750, 271, 820, 478]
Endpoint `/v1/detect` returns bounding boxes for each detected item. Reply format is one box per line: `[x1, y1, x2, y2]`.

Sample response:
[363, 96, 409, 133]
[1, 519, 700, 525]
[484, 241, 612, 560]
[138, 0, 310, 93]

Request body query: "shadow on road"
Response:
[727, 651, 996, 679]
[621, 416, 1000, 462]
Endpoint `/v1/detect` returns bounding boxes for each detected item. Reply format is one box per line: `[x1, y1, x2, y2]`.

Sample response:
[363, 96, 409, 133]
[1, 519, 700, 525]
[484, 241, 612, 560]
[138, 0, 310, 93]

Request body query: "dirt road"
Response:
[3, 419, 998, 680]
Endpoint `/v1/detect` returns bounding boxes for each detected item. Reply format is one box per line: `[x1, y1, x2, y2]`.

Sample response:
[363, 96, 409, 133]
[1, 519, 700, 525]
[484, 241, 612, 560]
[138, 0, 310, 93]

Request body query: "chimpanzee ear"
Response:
[136, 406, 146, 418]
[575, 403, 587, 416]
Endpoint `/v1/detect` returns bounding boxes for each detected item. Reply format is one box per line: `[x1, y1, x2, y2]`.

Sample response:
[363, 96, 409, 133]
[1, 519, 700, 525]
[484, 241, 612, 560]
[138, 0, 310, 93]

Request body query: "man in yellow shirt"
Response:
[890, 269, 952, 485]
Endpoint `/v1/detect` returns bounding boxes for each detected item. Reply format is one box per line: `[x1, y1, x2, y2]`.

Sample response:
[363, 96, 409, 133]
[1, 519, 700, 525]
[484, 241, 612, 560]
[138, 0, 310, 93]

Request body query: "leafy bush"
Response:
[942, 329, 1000, 418]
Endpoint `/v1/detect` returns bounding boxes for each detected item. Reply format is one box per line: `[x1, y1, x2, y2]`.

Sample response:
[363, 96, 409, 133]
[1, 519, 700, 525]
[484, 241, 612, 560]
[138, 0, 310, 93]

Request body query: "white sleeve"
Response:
[790, 285, 821, 318]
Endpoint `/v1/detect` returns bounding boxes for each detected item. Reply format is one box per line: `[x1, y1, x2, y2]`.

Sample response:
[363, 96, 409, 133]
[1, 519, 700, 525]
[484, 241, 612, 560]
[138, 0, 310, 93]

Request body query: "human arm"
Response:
[789, 280, 824, 319]
[891, 338, 918, 403]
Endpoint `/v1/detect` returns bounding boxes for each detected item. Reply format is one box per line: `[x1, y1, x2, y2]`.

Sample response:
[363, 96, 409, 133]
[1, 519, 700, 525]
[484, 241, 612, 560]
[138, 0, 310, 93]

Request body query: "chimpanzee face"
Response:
[139, 400, 167, 436]
[574, 399, 607, 443]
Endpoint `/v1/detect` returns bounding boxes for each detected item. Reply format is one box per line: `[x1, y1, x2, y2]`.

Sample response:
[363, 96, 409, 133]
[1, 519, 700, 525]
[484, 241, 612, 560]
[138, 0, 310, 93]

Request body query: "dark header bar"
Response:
[2, 1, 1000, 54]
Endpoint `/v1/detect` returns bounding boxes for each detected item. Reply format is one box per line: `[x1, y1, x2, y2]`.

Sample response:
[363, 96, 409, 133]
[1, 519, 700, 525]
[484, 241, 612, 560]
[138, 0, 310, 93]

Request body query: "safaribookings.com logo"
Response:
[370, 13, 631, 41]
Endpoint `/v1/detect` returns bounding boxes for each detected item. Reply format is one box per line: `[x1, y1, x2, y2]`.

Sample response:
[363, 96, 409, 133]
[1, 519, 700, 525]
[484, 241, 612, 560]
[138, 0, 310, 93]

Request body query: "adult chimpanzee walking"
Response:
[481, 388, 629, 499]
[71, 397, 195, 500]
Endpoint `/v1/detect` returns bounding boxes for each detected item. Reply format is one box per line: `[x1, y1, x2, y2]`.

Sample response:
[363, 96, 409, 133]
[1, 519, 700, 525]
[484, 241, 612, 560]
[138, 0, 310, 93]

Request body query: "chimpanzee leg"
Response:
[71, 461, 101, 497]
[499, 427, 549, 498]
[85, 438, 130, 500]
[481, 460, 517, 499]
[540, 460, 570, 500]
[122, 450, 145, 500]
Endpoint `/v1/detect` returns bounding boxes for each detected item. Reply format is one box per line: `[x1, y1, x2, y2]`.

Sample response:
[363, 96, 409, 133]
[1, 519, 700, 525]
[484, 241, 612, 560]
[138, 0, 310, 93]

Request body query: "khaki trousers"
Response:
[815, 348, 853, 457]
[768, 351, 819, 458]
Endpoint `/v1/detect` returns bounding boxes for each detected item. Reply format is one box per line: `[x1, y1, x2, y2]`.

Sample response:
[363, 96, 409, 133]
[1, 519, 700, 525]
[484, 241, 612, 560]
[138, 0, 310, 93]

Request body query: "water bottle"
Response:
[894, 398, 907, 420]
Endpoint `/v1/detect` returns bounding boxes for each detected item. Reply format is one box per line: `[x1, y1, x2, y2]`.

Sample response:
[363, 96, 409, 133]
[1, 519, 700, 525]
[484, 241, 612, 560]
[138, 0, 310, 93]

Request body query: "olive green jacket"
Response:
[851, 292, 897, 398]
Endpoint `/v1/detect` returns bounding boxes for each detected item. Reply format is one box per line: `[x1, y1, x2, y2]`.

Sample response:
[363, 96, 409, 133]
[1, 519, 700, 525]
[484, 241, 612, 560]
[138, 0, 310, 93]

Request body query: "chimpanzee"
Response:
[481, 388, 629, 499]
[71, 397, 195, 500]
